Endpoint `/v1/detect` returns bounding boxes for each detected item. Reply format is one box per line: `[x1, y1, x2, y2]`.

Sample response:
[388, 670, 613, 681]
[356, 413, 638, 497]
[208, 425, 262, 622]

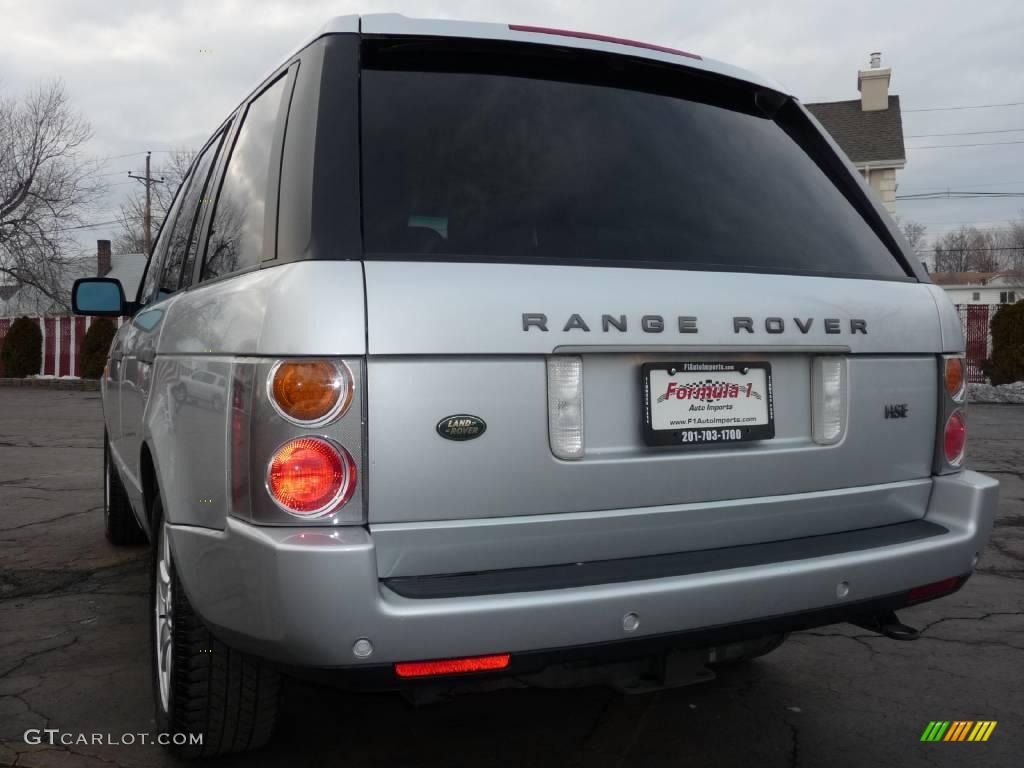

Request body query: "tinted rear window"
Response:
[360, 59, 908, 280]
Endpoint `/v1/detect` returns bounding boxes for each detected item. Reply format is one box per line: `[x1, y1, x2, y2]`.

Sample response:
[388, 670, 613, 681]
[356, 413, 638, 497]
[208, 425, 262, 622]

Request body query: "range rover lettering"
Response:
[72, 15, 998, 758]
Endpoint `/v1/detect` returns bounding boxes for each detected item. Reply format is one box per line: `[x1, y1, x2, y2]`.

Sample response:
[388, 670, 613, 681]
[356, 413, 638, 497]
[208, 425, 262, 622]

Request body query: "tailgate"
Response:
[364, 262, 941, 526]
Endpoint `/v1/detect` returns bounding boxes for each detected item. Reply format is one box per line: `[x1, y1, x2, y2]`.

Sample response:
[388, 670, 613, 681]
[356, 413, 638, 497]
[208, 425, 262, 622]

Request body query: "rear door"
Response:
[355, 38, 939, 536]
[118, 130, 226, 488]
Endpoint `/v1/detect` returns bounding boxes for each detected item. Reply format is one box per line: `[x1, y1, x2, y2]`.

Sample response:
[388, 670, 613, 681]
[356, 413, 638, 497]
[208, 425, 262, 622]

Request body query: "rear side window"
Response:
[361, 58, 908, 280]
[157, 130, 227, 296]
[202, 75, 287, 281]
[138, 171, 190, 306]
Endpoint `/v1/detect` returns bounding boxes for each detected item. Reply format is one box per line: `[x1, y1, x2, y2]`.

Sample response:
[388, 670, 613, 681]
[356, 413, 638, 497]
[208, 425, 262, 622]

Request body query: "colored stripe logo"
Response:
[920, 721, 997, 742]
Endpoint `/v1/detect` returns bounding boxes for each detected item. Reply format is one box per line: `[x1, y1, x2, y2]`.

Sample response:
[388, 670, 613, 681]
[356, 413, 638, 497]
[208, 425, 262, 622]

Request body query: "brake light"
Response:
[508, 24, 701, 60]
[268, 360, 352, 425]
[266, 437, 356, 516]
[943, 410, 966, 466]
[394, 653, 511, 678]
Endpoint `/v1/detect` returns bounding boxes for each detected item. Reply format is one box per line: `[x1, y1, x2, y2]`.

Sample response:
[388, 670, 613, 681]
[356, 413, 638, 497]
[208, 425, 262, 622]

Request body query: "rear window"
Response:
[360, 48, 909, 280]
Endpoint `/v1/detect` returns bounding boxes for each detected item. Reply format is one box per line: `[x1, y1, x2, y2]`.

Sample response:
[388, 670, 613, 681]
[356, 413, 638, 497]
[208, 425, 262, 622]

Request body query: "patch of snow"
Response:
[968, 381, 1024, 404]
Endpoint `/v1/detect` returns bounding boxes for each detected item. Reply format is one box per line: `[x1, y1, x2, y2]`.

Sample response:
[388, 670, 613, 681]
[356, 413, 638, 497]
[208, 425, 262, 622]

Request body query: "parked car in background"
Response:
[72, 15, 999, 758]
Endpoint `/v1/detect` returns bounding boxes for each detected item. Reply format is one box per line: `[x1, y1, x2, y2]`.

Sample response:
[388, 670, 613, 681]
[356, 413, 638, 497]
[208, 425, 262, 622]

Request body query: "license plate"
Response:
[641, 362, 775, 447]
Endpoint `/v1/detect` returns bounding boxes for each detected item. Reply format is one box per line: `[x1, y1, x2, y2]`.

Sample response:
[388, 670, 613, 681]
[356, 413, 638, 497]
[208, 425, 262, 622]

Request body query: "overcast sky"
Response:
[4, 0, 1024, 256]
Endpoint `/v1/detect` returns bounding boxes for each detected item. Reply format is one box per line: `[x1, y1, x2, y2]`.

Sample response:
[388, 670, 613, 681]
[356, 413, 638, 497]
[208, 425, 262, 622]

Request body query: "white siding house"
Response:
[932, 272, 1022, 305]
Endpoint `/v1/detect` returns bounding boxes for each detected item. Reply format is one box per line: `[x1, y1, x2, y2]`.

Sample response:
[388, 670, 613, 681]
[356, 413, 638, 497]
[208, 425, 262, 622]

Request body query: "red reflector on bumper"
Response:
[394, 653, 511, 678]
[908, 576, 962, 603]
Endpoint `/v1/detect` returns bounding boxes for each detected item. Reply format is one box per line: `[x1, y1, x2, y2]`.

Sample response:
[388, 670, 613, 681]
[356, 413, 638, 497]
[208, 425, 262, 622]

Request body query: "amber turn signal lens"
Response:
[266, 437, 356, 516]
[944, 357, 964, 399]
[270, 360, 351, 424]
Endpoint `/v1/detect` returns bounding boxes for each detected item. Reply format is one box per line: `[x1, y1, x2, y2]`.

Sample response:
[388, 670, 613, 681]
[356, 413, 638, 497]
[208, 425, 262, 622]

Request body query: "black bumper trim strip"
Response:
[383, 519, 948, 599]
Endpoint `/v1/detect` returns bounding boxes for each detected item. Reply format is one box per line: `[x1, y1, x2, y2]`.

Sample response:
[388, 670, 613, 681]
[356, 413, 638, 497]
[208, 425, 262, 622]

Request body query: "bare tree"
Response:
[113, 148, 195, 255]
[0, 80, 105, 310]
[899, 219, 927, 253]
[992, 212, 1024, 276]
[933, 226, 999, 273]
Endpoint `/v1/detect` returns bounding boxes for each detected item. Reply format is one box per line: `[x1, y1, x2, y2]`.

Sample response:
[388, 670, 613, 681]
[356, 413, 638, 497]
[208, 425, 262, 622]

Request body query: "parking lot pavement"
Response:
[0, 388, 1021, 768]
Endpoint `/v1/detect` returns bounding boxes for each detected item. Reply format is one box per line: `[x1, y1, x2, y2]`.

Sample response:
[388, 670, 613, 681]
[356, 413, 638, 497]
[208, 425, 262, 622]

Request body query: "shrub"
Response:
[982, 301, 1024, 385]
[0, 317, 43, 378]
[80, 318, 116, 379]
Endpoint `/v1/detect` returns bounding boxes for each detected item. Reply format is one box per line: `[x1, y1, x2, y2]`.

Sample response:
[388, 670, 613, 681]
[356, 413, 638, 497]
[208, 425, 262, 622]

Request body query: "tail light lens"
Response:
[935, 355, 967, 474]
[943, 410, 966, 466]
[266, 437, 356, 517]
[944, 357, 965, 401]
[547, 356, 584, 460]
[268, 360, 353, 426]
[811, 356, 847, 445]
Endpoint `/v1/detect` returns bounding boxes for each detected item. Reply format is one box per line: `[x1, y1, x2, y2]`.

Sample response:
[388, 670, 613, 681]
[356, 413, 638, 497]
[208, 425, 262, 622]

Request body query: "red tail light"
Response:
[394, 653, 511, 678]
[266, 437, 356, 517]
[943, 410, 966, 466]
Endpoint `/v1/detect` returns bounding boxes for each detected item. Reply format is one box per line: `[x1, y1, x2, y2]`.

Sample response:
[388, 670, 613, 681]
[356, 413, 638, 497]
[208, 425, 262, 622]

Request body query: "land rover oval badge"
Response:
[437, 414, 487, 441]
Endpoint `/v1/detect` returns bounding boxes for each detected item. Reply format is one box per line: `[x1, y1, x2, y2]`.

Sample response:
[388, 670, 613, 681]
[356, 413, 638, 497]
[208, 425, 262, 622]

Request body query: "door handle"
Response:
[138, 348, 156, 365]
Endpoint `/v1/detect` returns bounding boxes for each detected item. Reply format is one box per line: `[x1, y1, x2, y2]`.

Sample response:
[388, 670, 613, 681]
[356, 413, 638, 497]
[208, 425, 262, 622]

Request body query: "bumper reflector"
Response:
[907, 575, 964, 603]
[394, 653, 511, 678]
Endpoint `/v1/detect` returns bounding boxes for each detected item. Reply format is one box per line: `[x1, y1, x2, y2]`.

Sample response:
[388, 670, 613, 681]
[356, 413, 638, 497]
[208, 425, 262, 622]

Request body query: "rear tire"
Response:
[104, 431, 146, 546]
[150, 494, 281, 758]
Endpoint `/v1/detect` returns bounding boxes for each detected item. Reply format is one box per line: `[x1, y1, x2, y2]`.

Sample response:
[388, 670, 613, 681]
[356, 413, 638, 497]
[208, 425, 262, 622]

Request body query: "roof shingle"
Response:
[805, 95, 906, 165]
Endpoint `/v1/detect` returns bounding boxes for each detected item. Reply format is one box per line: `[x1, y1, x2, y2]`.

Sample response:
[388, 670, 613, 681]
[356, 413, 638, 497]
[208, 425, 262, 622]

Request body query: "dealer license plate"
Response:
[641, 362, 775, 447]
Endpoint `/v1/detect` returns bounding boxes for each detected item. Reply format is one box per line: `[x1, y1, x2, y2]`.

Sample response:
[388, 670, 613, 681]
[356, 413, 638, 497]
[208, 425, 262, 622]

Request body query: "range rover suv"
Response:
[72, 15, 999, 758]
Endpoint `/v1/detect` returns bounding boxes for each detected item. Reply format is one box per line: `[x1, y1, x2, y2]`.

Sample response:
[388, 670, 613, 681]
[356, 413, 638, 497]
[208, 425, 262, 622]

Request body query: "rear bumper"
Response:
[168, 470, 998, 669]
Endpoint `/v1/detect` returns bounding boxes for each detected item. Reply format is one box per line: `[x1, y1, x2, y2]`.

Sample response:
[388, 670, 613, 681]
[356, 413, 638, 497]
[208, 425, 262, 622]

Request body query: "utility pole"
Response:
[128, 151, 165, 254]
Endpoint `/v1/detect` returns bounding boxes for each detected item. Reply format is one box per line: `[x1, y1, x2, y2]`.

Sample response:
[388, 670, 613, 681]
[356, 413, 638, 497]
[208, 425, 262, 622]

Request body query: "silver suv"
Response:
[72, 15, 999, 758]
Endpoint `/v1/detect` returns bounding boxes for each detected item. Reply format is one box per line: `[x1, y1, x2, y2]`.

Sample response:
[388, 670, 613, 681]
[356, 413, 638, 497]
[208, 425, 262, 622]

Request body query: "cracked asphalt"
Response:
[1, 388, 1022, 767]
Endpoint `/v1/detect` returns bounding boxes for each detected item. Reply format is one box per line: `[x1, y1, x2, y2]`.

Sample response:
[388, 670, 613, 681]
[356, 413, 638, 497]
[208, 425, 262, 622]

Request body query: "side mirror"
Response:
[72, 278, 126, 317]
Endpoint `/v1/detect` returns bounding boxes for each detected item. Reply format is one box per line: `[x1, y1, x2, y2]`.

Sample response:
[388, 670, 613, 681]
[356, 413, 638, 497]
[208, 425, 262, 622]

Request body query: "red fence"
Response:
[0, 315, 122, 378]
[955, 304, 999, 384]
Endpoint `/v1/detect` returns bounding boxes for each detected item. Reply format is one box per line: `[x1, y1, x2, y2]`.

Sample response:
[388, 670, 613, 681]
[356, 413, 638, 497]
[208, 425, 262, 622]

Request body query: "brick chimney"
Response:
[857, 51, 891, 112]
[97, 239, 112, 277]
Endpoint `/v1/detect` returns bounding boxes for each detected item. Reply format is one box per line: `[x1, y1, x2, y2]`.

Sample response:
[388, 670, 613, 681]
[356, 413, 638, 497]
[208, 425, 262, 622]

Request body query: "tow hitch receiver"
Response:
[852, 610, 920, 641]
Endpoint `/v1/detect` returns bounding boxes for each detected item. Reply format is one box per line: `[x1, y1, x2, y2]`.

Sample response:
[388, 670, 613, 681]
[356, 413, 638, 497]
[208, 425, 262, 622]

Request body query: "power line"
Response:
[904, 100, 1024, 113]
[907, 139, 1024, 150]
[899, 179, 1024, 192]
[91, 149, 174, 164]
[905, 127, 1024, 138]
[54, 216, 143, 233]
[897, 191, 1024, 200]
